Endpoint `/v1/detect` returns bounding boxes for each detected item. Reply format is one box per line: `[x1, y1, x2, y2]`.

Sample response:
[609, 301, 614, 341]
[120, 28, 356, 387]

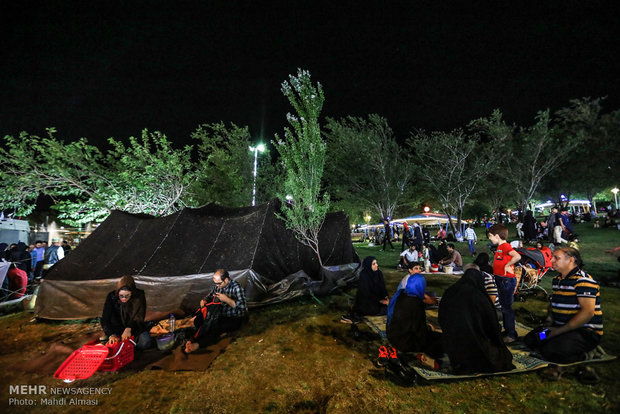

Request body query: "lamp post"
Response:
[613, 188, 619, 210]
[249, 143, 265, 206]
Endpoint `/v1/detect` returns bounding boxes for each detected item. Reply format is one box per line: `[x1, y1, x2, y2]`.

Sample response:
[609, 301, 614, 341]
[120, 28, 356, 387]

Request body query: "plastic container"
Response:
[82, 337, 135, 372]
[156, 333, 175, 351]
[54, 345, 109, 382]
[169, 314, 176, 333]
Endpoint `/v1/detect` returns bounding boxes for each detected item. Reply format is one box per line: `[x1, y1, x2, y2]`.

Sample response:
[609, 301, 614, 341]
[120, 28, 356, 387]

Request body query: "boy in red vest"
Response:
[488, 224, 522, 343]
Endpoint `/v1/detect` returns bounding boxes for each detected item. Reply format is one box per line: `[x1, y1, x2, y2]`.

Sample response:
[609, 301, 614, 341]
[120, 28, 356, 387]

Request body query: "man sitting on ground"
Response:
[525, 247, 603, 382]
[439, 243, 463, 270]
[398, 245, 419, 270]
[185, 269, 248, 353]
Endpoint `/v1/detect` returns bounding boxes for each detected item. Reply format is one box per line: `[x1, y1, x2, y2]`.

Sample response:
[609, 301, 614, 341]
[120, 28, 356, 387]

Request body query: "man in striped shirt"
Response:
[526, 247, 603, 364]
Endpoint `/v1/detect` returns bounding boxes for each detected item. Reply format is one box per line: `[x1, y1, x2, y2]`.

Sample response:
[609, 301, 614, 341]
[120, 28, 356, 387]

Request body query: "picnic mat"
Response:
[362, 313, 616, 381]
[146, 336, 232, 371]
[12, 332, 103, 376]
[363, 310, 532, 340]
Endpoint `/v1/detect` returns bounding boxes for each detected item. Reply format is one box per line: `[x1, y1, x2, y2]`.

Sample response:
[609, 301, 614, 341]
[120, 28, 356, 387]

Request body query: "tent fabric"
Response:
[36, 200, 359, 320]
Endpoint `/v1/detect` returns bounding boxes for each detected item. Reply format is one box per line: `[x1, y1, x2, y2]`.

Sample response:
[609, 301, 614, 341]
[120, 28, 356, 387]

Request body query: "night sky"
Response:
[2, 1, 619, 147]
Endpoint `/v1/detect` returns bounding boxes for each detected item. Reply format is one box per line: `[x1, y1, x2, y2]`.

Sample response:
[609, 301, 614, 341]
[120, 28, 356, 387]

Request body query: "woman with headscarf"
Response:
[438, 268, 514, 374]
[473, 252, 494, 274]
[101, 275, 152, 350]
[387, 264, 442, 358]
[353, 256, 389, 316]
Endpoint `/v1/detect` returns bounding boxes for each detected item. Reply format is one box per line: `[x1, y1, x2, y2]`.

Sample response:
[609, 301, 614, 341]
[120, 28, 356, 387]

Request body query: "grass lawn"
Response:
[0, 223, 619, 413]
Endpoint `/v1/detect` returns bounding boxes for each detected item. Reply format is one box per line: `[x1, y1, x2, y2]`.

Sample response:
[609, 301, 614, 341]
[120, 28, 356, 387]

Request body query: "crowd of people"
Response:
[346, 220, 604, 382]
[0, 238, 72, 302]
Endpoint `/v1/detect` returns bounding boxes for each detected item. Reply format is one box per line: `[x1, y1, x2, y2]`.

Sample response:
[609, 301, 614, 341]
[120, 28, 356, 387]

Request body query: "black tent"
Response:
[35, 200, 359, 320]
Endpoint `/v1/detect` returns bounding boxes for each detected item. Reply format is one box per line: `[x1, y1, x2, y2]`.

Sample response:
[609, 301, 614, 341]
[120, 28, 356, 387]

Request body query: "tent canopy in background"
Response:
[36, 200, 359, 320]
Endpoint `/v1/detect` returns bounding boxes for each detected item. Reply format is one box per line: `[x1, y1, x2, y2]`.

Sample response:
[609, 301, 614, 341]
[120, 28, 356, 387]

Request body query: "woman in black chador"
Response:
[439, 268, 514, 374]
[353, 256, 389, 316]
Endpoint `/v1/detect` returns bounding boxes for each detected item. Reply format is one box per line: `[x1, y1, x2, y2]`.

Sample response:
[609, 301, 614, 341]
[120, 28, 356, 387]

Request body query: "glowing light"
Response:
[249, 143, 266, 206]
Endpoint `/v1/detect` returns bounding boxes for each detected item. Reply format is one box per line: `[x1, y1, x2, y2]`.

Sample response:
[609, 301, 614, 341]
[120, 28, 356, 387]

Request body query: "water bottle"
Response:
[169, 314, 176, 333]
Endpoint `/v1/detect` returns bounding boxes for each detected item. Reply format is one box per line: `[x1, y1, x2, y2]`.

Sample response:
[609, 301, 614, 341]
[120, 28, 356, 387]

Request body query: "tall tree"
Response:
[191, 122, 280, 207]
[274, 69, 329, 265]
[472, 109, 583, 212]
[408, 129, 496, 232]
[324, 114, 415, 221]
[543, 97, 620, 203]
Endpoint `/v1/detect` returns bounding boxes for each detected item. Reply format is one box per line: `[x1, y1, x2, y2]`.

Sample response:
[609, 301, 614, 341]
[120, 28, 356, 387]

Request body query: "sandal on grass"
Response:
[577, 366, 601, 385]
[539, 365, 564, 381]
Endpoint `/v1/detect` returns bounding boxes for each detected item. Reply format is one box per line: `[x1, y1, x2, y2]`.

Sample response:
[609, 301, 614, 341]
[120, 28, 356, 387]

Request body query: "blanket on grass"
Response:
[13, 317, 231, 377]
[362, 313, 616, 381]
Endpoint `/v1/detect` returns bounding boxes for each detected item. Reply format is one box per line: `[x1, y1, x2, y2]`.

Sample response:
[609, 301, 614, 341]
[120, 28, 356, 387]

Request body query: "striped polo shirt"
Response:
[551, 268, 603, 335]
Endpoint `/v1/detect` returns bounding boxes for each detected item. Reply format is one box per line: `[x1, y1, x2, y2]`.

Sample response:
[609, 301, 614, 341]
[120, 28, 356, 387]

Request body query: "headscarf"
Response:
[387, 273, 426, 324]
[354, 256, 388, 316]
[473, 253, 493, 274]
[439, 268, 513, 374]
[361, 256, 377, 273]
[115, 275, 146, 329]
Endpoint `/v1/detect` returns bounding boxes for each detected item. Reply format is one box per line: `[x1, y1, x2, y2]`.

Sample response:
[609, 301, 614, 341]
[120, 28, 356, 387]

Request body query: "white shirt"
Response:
[400, 249, 419, 262]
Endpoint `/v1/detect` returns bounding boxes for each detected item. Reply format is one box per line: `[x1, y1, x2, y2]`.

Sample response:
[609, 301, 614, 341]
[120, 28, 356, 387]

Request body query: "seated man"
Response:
[186, 269, 248, 353]
[398, 245, 419, 270]
[439, 243, 463, 270]
[525, 247, 603, 365]
[387, 262, 442, 358]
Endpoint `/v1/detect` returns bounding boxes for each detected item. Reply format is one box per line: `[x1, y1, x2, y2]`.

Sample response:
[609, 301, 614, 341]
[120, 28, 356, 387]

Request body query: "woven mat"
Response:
[362, 312, 616, 381]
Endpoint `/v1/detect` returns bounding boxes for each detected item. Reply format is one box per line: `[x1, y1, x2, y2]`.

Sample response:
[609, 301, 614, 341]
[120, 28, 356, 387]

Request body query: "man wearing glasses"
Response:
[185, 269, 248, 353]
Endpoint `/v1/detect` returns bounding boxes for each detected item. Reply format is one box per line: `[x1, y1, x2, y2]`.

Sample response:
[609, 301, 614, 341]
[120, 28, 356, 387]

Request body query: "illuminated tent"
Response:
[35, 200, 359, 320]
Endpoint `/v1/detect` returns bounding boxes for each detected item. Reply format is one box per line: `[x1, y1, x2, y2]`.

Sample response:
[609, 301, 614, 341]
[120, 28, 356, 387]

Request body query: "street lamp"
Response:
[249, 143, 266, 206]
[613, 188, 619, 210]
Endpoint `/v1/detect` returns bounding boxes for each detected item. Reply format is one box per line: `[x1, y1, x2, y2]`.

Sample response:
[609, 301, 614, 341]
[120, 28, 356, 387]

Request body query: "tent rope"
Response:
[308, 290, 325, 306]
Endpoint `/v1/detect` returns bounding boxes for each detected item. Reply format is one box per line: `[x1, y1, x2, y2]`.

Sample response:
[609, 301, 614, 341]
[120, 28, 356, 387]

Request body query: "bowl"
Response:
[156, 333, 175, 351]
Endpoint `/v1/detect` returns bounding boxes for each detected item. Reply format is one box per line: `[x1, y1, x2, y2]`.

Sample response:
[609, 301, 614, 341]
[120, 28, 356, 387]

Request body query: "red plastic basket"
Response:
[94, 337, 135, 372]
[54, 345, 109, 382]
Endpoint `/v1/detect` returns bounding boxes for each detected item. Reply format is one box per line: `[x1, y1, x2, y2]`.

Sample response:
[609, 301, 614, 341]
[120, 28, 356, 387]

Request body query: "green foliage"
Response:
[0, 128, 109, 219]
[408, 128, 496, 230]
[0, 129, 196, 225]
[543, 97, 620, 201]
[191, 122, 280, 207]
[471, 109, 579, 211]
[324, 114, 415, 221]
[274, 69, 329, 264]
